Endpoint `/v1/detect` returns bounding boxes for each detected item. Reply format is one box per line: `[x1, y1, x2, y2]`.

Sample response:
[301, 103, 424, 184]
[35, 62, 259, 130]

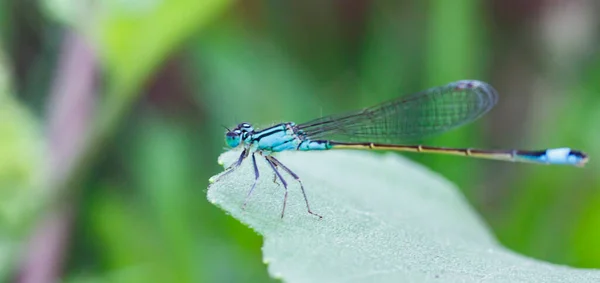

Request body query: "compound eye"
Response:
[225, 130, 241, 148]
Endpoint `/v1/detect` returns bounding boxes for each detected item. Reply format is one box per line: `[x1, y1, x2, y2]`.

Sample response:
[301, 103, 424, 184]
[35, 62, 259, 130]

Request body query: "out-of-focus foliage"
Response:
[1, 0, 599, 282]
[0, 47, 46, 278]
[0, 42, 45, 226]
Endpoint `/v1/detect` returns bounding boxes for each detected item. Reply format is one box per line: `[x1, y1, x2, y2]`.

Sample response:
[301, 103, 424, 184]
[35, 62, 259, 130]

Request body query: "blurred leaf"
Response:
[360, 2, 424, 105]
[208, 149, 600, 282]
[190, 20, 325, 164]
[421, 0, 484, 191]
[0, 1, 9, 42]
[44, 0, 234, 154]
[572, 190, 600, 268]
[44, 0, 233, 91]
[97, 0, 232, 95]
[192, 22, 321, 125]
[498, 84, 595, 263]
[425, 0, 483, 81]
[128, 117, 198, 282]
[65, 265, 155, 283]
[0, 46, 45, 278]
[93, 0, 234, 164]
[0, 51, 45, 234]
[91, 188, 171, 282]
[42, 0, 83, 27]
[91, 118, 199, 283]
[89, 113, 274, 283]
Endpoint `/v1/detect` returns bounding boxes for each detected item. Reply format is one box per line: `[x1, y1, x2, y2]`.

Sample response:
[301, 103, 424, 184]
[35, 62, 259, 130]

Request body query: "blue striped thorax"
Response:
[225, 122, 331, 153]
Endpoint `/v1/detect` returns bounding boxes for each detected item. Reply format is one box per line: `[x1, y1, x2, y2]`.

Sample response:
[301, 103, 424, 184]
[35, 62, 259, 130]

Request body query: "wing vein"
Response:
[297, 80, 498, 144]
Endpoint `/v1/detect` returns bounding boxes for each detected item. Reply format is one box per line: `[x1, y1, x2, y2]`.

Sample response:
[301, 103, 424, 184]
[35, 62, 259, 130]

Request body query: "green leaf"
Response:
[0, 79, 44, 232]
[0, 46, 45, 279]
[97, 0, 232, 92]
[191, 22, 322, 125]
[93, 0, 233, 147]
[43, 0, 234, 147]
[0, 51, 45, 232]
[208, 149, 600, 282]
[422, 0, 485, 191]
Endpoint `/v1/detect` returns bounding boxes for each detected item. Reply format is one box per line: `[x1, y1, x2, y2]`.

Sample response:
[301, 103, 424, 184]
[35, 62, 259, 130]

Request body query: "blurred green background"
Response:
[1, 0, 599, 282]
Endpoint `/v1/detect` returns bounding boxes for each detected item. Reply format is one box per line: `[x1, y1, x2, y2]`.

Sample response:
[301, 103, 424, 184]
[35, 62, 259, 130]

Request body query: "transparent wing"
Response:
[297, 80, 498, 144]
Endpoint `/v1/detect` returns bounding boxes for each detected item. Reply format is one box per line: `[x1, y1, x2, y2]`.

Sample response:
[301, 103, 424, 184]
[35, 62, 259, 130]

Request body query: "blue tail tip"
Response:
[546, 148, 589, 166]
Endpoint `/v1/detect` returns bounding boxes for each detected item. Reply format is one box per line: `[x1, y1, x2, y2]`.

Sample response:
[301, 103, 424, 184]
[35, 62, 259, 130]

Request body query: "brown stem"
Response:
[17, 31, 97, 283]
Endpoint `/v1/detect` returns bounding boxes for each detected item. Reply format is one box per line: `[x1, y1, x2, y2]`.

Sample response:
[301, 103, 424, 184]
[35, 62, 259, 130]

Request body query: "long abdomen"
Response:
[328, 142, 588, 166]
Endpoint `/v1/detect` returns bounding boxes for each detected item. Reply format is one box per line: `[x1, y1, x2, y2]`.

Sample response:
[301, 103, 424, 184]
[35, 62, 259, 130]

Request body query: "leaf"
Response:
[422, 0, 484, 189]
[0, 46, 45, 279]
[43, 0, 234, 143]
[0, 79, 44, 233]
[96, 0, 233, 93]
[191, 23, 322, 124]
[0, 51, 45, 232]
[207, 149, 600, 283]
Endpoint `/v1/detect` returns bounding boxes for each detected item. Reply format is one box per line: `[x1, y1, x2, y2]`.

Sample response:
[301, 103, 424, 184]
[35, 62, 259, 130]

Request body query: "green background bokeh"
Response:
[1, 0, 599, 282]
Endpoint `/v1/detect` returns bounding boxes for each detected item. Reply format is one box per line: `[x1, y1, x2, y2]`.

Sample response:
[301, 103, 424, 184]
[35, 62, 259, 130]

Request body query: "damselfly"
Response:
[217, 80, 588, 219]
